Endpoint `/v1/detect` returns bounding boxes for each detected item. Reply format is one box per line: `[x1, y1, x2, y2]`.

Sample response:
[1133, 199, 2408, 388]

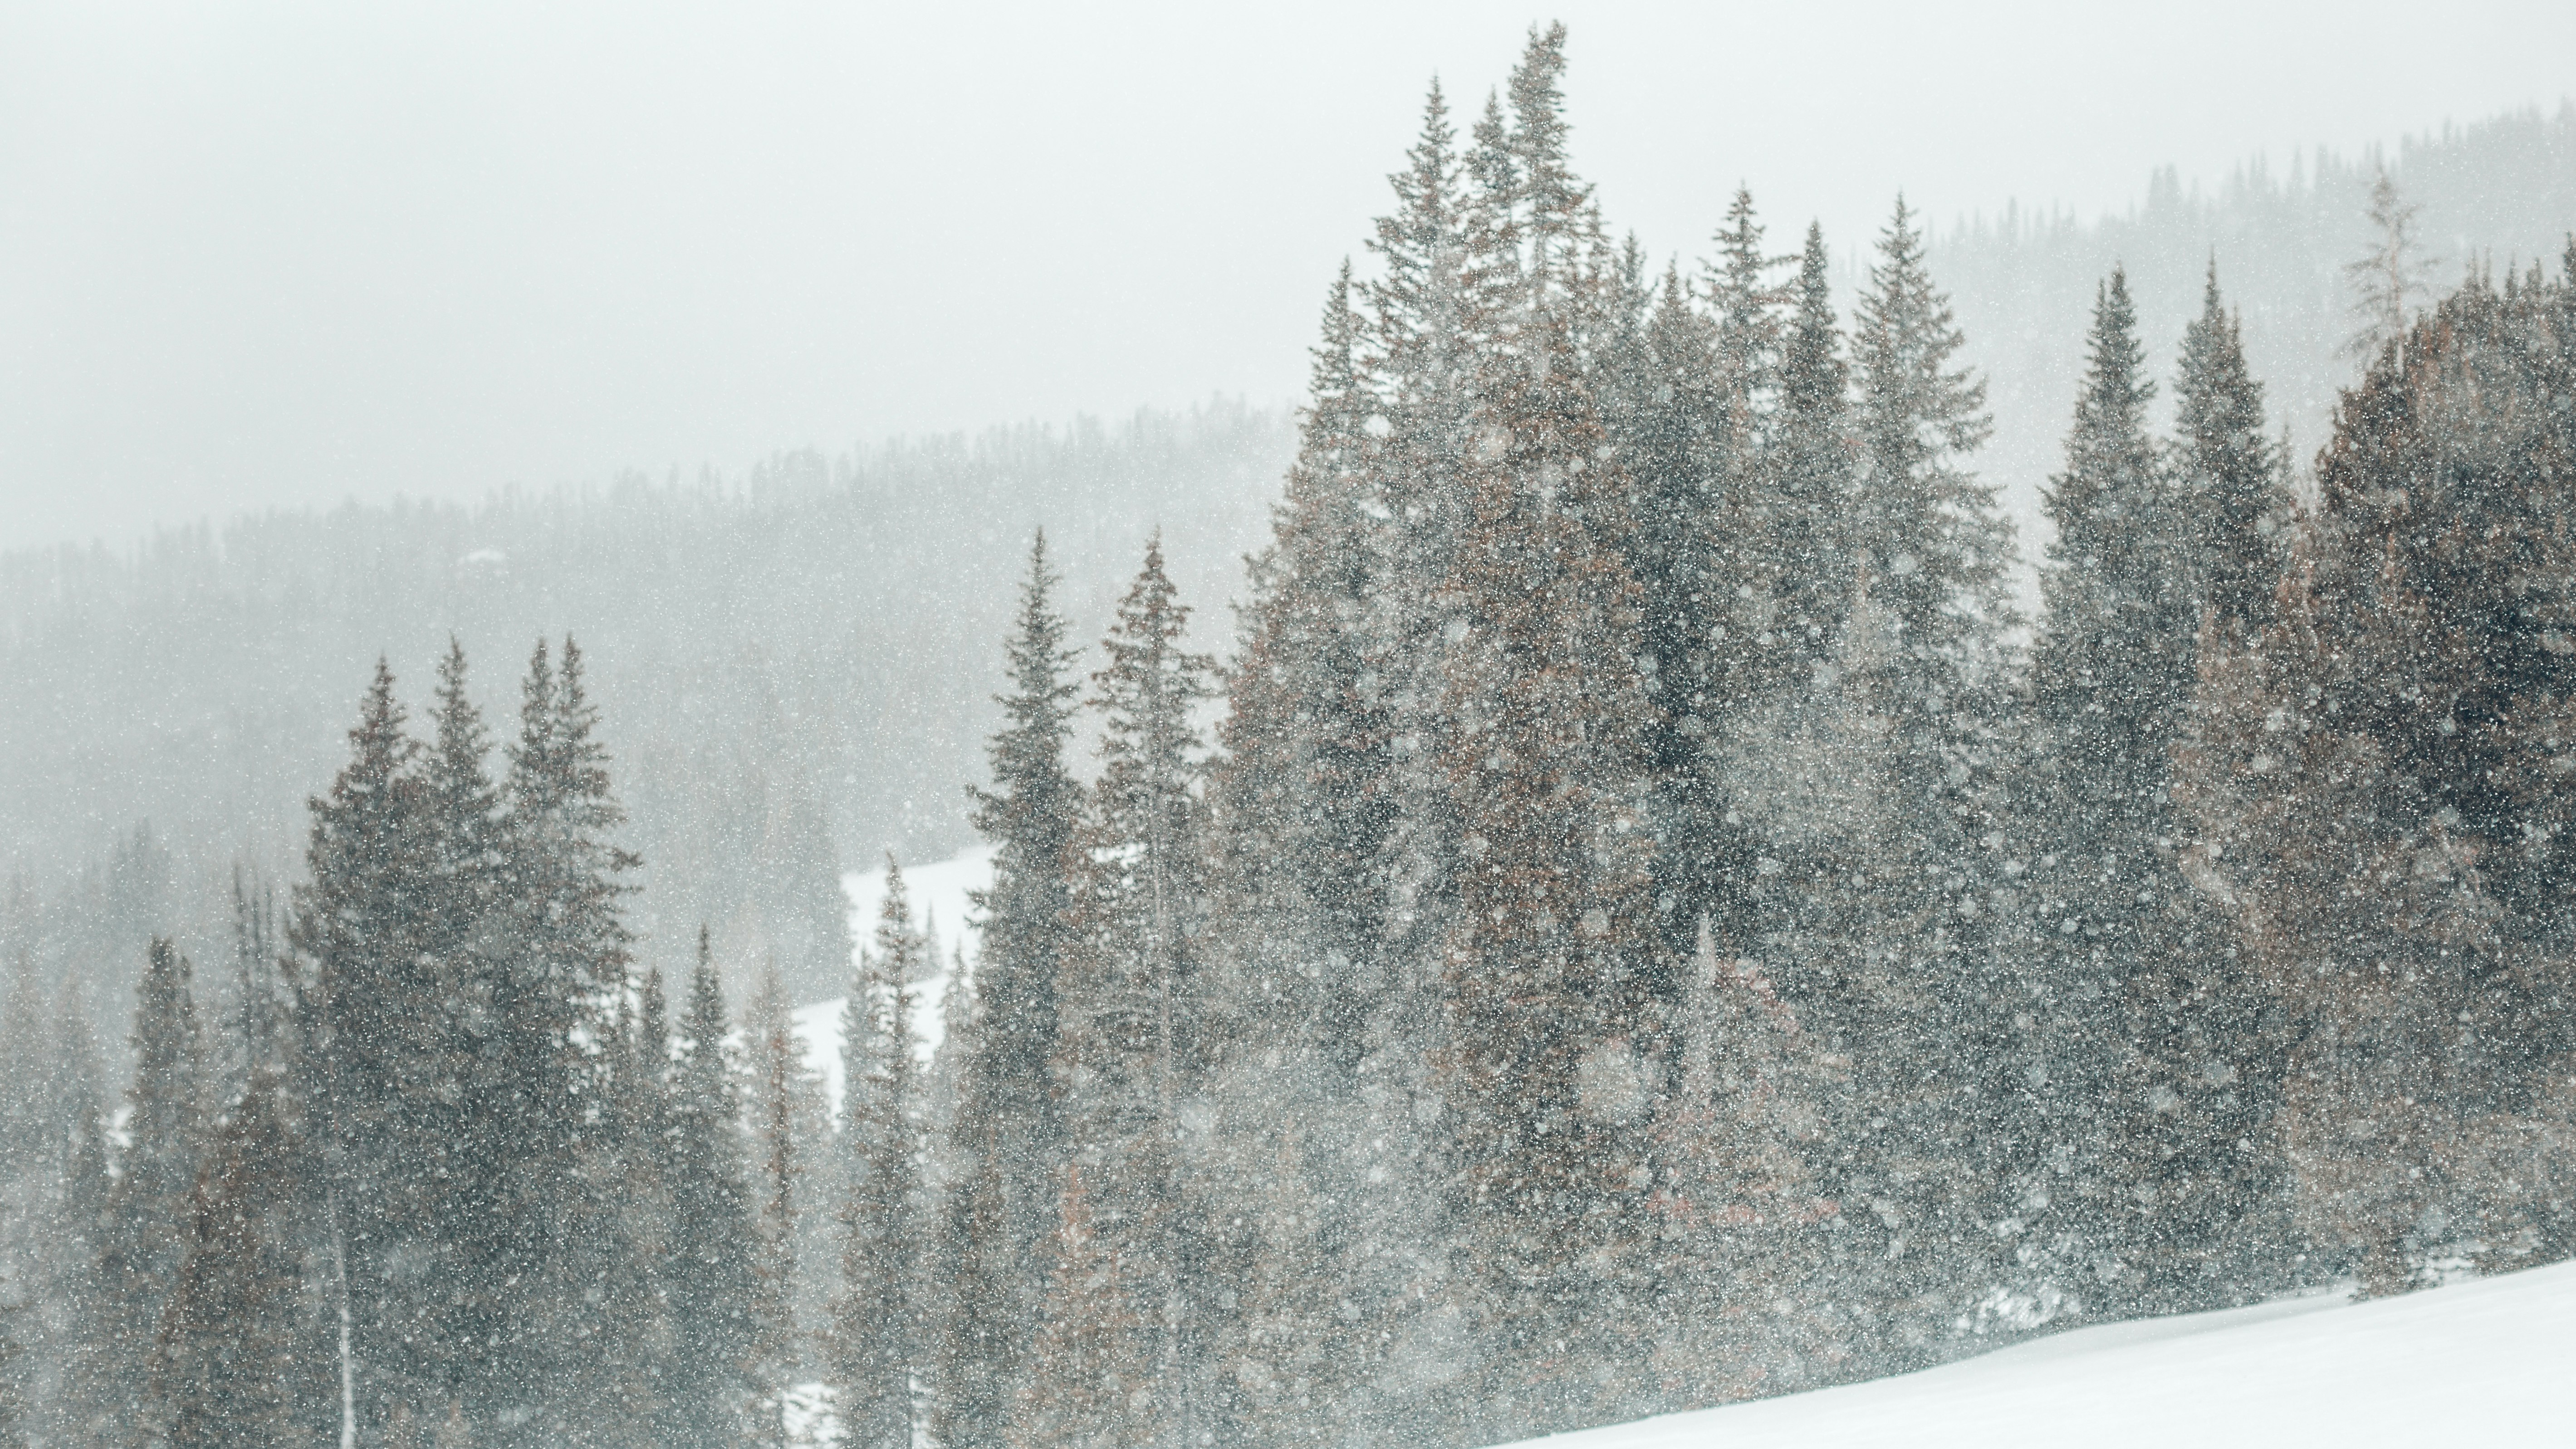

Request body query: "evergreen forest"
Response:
[5, 24, 2576, 1449]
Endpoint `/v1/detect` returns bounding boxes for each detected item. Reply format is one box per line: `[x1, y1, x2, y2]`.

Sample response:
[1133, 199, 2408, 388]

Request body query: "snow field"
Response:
[1503, 1258, 2576, 1449]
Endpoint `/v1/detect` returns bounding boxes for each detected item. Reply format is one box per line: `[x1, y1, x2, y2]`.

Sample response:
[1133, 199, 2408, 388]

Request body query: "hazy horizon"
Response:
[5, 0, 2572, 554]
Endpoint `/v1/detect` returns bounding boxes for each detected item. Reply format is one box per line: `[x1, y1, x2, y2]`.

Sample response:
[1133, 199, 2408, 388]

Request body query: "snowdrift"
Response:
[1504, 1260, 2576, 1449]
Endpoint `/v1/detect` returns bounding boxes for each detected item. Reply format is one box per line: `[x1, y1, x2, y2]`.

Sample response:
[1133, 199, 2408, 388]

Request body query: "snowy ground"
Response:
[1506, 1259, 2576, 1449]
[789, 847, 997, 1117]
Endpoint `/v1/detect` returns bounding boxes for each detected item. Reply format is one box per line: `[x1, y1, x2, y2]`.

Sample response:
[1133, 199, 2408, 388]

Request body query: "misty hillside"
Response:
[1944, 102, 2576, 548]
[0, 402, 1290, 1006]
[4, 105, 2571, 1026]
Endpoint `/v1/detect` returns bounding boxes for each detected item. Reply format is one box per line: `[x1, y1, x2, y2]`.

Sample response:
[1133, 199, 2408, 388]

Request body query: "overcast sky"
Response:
[3, 1, 2571, 553]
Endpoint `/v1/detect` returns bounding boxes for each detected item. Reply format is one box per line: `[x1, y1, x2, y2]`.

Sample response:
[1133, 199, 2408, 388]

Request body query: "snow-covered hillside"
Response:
[791, 847, 998, 1116]
[1507, 1260, 2576, 1449]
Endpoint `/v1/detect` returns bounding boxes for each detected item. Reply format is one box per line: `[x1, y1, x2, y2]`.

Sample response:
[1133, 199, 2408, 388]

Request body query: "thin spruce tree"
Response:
[833, 858, 930, 1449]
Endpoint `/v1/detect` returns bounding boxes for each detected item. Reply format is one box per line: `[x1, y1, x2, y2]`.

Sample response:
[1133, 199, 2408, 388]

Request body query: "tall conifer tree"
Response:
[950, 534, 1085, 1447]
[1818, 197, 2023, 1344]
[1432, 275, 1664, 1439]
[663, 929, 759, 1449]
[743, 961, 810, 1449]
[289, 659, 443, 1439]
[2171, 264, 2292, 633]
[833, 860, 929, 1449]
[1045, 538, 1218, 1447]
[71, 938, 207, 1447]
[149, 1068, 336, 1449]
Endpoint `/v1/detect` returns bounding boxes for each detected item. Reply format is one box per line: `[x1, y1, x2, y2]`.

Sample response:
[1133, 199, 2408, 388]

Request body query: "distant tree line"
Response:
[3, 22, 2574, 1449]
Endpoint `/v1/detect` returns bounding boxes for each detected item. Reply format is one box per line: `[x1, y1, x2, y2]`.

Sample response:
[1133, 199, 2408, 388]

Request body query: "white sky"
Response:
[3, 1, 2571, 553]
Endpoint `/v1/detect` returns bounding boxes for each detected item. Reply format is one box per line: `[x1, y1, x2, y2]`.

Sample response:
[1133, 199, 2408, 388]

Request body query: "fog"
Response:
[5, 0, 2570, 551]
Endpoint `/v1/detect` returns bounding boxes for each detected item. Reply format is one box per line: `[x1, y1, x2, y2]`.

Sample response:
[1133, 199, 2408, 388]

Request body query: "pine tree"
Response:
[287, 658, 444, 1439]
[1039, 537, 1218, 1447]
[930, 1114, 1014, 1449]
[1339, 81, 1481, 1423]
[663, 929, 759, 1449]
[2179, 260, 2576, 1295]
[68, 938, 208, 1448]
[743, 960, 810, 1449]
[2343, 169, 2438, 358]
[2018, 269, 2264, 1316]
[1771, 222, 1855, 658]
[421, 640, 519, 1435]
[1500, 23, 1588, 293]
[949, 533, 1085, 1449]
[1214, 264, 1394, 1062]
[149, 1068, 337, 1449]
[39, 980, 113, 1449]
[502, 637, 659, 1440]
[1823, 197, 2022, 1348]
[1619, 260, 1736, 953]
[2171, 263, 2292, 632]
[832, 859, 929, 1449]
[1431, 286, 1663, 1439]
[1009, 1169, 1150, 1449]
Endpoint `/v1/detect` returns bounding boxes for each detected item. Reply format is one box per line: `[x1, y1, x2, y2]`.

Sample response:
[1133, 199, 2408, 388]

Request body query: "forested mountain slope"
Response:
[0, 403, 1289, 1006]
[1944, 103, 2576, 559]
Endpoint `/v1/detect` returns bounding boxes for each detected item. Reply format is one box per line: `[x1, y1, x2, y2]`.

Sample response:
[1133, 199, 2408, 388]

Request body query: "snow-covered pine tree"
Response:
[930, 1113, 1013, 1449]
[833, 858, 929, 1449]
[661, 928, 760, 1449]
[1196, 268, 1386, 1448]
[1213, 262, 1392, 1063]
[1042, 536, 1217, 1447]
[1771, 222, 1855, 651]
[500, 638, 661, 1440]
[949, 531, 1085, 1449]
[287, 659, 445, 1439]
[743, 959, 812, 1448]
[148, 1067, 337, 1449]
[25, 980, 112, 1448]
[1009, 1168, 1150, 1449]
[2342, 169, 2439, 359]
[419, 640, 518, 1431]
[67, 937, 207, 1447]
[2179, 255, 2576, 1296]
[2017, 268, 2268, 1317]
[1825, 196, 2023, 1348]
[1430, 267, 1664, 1439]
[2171, 264, 2294, 635]
[1337, 80, 1479, 1422]
[1617, 261, 1737, 955]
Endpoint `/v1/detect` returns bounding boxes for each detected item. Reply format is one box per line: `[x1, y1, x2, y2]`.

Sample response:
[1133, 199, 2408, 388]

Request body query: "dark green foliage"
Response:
[70, 938, 206, 1445]
[2171, 265, 2293, 633]
[149, 1069, 337, 1449]
[2180, 259, 2576, 1296]
[945, 533, 1087, 1449]
[2018, 269, 2276, 1318]
[833, 860, 930, 1449]
[1023, 538, 1218, 1447]
[662, 930, 760, 1449]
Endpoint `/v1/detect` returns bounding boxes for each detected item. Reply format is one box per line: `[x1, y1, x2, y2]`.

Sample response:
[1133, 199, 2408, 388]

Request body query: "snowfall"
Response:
[809, 850, 2576, 1447]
